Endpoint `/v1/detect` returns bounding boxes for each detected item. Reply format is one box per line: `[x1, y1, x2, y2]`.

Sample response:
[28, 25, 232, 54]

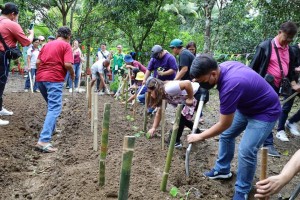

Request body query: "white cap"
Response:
[38, 36, 45, 41]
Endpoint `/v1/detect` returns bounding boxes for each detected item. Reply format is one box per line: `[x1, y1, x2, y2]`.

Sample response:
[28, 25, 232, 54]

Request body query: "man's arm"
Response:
[64, 62, 75, 80]
[255, 149, 300, 198]
[187, 113, 234, 143]
[159, 69, 176, 76]
[174, 66, 188, 80]
[142, 70, 151, 85]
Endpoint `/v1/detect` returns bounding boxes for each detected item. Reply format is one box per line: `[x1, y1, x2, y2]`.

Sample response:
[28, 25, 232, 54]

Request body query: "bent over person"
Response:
[35, 26, 74, 153]
[187, 54, 281, 200]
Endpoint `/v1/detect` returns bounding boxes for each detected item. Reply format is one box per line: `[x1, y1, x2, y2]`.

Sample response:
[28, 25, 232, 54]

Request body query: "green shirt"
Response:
[112, 53, 125, 72]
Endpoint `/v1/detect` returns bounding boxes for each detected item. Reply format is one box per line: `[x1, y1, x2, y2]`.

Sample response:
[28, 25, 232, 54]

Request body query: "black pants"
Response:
[0, 52, 9, 111]
[176, 113, 201, 143]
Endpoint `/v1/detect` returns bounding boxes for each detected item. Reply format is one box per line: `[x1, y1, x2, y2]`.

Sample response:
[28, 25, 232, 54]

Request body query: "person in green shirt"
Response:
[111, 44, 125, 81]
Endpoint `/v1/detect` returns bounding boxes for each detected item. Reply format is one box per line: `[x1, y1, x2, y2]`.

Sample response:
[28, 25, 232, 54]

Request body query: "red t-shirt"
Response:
[36, 40, 73, 82]
[132, 60, 147, 73]
[0, 16, 31, 51]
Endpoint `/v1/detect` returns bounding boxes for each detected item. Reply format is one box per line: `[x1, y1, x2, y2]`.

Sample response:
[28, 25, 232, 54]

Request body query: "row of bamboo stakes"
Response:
[85, 76, 269, 200]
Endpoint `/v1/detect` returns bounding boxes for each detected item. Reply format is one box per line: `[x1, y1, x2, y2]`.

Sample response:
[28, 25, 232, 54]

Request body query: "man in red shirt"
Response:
[35, 26, 74, 153]
[0, 2, 34, 125]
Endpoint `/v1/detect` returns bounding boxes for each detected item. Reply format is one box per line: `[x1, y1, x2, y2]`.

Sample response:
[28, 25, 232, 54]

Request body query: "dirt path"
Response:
[0, 74, 300, 200]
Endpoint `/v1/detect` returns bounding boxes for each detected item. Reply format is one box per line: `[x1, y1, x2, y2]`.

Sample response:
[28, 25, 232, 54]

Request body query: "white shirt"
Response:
[91, 59, 105, 75]
[27, 47, 40, 69]
[97, 50, 110, 60]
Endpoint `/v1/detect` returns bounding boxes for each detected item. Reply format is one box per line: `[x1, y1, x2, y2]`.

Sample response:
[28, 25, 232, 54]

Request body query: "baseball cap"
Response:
[151, 45, 163, 59]
[38, 36, 45, 41]
[124, 54, 134, 63]
[169, 39, 183, 48]
[48, 35, 55, 40]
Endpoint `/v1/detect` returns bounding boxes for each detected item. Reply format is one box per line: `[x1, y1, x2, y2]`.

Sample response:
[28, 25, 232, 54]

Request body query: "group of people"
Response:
[1, 2, 300, 199]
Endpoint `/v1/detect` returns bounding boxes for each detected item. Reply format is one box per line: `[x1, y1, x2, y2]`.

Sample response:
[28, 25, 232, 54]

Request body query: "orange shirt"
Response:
[0, 16, 31, 51]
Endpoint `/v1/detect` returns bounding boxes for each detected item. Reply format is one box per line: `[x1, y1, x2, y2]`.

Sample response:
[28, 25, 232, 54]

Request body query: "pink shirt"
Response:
[267, 36, 290, 88]
[0, 16, 31, 51]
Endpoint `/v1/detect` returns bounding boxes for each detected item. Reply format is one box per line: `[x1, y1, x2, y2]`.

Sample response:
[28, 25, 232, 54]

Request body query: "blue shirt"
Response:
[217, 61, 281, 122]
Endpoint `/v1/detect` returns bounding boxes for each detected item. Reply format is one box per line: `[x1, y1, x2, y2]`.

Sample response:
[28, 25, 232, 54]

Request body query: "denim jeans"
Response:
[68, 63, 80, 88]
[277, 95, 300, 131]
[214, 111, 276, 194]
[0, 52, 9, 110]
[137, 93, 145, 104]
[24, 68, 38, 91]
[37, 81, 64, 143]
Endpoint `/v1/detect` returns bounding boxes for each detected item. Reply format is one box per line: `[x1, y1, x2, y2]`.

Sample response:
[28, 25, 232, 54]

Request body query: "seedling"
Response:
[133, 131, 151, 140]
[169, 186, 200, 199]
[126, 115, 135, 121]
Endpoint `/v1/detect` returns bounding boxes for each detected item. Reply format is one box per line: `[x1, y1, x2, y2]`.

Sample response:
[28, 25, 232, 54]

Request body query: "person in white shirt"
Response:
[24, 38, 40, 92]
[90, 59, 110, 94]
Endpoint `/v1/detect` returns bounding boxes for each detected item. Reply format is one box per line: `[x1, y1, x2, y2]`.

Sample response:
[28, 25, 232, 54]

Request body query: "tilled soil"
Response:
[0, 74, 300, 200]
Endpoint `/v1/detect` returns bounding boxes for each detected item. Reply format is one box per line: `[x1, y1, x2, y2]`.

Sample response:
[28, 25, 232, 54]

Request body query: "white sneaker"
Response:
[75, 88, 79, 92]
[0, 119, 9, 125]
[98, 92, 105, 95]
[0, 108, 13, 116]
[286, 122, 300, 136]
[105, 88, 110, 94]
[276, 130, 289, 142]
[24, 89, 29, 92]
[69, 88, 72, 93]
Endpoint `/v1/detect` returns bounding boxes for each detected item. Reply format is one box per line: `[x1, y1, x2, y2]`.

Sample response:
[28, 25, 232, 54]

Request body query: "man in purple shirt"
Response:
[187, 54, 281, 200]
[142, 45, 177, 84]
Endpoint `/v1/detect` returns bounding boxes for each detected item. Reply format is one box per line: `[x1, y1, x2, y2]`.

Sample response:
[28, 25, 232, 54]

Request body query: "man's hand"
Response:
[187, 134, 203, 143]
[158, 71, 164, 76]
[254, 175, 285, 199]
[292, 84, 300, 92]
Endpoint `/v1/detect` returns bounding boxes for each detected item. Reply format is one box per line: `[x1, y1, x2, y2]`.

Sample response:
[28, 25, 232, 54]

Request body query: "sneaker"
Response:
[174, 142, 182, 149]
[98, 92, 105, 95]
[69, 88, 72, 93]
[203, 168, 232, 179]
[66, 86, 70, 89]
[24, 89, 29, 92]
[105, 88, 110, 94]
[34, 90, 40, 93]
[266, 145, 280, 157]
[0, 119, 9, 125]
[276, 130, 289, 142]
[0, 108, 13, 116]
[75, 88, 79, 92]
[233, 191, 248, 200]
[286, 122, 300, 136]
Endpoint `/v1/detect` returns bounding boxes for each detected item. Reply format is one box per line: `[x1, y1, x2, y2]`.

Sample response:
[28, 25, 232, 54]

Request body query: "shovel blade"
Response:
[185, 143, 192, 176]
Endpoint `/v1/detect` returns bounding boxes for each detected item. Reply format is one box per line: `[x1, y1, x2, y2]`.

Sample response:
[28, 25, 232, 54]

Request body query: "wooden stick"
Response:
[281, 92, 299, 105]
[160, 104, 183, 192]
[93, 93, 98, 151]
[260, 147, 268, 181]
[91, 88, 95, 133]
[132, 87, 138, 119]
[86, 76, 90, 99]
[121, 76, 127, 100]
[125, 76, 129, 112]
[161, 100, 166, 150]
[28, 70, 34, 93]
[118, 136, 136, 200]
[99, 103, 111, 186]
[143, 92, 150, 133]
[88, 83, 92, 117]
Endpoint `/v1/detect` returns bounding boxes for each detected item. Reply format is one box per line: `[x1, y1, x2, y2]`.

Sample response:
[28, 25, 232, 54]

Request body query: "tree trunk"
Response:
[203, 0, 216, 53]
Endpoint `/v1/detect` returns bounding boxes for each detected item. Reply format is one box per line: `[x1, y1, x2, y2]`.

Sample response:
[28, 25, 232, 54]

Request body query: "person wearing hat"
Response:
[170, 39, 195, 81]
[47, 35, 55, 42]
[142, 45, 177, 85]
[124, 72, 147, 104]
[38, 35, 46, 47]
[124, 54, 147, 73]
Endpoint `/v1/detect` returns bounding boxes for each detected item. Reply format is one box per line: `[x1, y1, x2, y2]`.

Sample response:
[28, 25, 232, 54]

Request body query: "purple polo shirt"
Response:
[217, 61, 281, 122]
[147, 52, 177, 81]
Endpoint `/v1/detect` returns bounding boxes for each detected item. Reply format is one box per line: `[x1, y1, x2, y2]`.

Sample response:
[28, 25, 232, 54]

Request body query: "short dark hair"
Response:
[100, 43, 106, 46]
[0, 2, 19, 15]
[280, 21, 298, 35]
[32, 38, 40, 43]
[57, 26, 71, 39]
[190, 54, 218, 78]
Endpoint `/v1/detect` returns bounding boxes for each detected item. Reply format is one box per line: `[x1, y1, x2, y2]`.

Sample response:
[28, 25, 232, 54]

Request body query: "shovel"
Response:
[72, 81, 74, 98]
[28, 70, 34, 93]
[185, 89, 207, 176]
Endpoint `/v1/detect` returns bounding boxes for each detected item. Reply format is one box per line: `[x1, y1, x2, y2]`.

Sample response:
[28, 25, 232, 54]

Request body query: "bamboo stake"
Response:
[161, 100, 166, 150]
[125, 76, 129, 112]
[132, 87, 138, 119]
[88, 83, 92, 117]
[99, 103, 111, 186]
[121, 76, 127, 100]
[259, 147, 268, 200]
[118, 136, 136, 200]
[160, 104, 183, 192]
[86, 76, 90, 99]
[93, 94, 98, 151]
[91, 87, 94, 132]
[143, 92, 150, 133]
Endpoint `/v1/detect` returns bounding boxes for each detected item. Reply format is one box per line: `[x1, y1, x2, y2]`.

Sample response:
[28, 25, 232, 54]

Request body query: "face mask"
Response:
[200, 82, 215, 90]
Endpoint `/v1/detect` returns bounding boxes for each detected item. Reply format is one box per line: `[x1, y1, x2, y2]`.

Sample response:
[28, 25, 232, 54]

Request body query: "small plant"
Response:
[133, 130, 151, 139]
[169, 186, 200, 200]
[126, 115, 135, 121]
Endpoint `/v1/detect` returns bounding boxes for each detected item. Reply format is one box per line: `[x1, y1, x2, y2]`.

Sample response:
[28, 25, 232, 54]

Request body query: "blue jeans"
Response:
[68, 63, 80, 88]
[138, 93, 145, 104]
[213, 111, 276, 194]
[37, 82, 64, 143]
[24, 68, 38, 91]
[277, 95, 300, 131]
